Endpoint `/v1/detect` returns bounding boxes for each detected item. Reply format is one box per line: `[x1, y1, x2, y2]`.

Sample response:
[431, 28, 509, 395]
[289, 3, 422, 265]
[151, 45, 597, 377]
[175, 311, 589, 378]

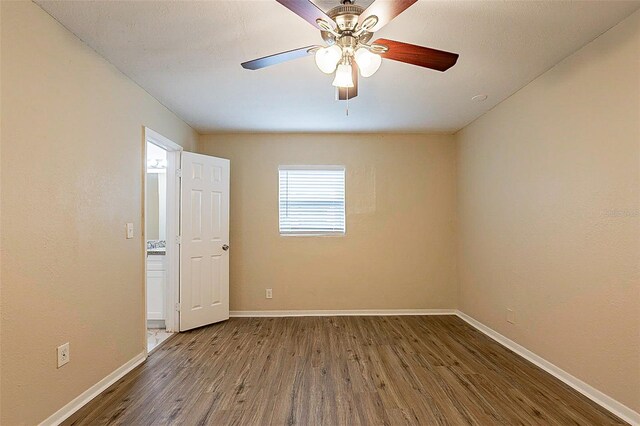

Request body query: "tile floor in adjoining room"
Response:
[147, 328, 173, 352]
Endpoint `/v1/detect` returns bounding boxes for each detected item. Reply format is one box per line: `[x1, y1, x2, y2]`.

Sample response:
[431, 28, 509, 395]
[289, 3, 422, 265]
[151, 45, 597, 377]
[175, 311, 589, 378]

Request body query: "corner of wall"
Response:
[452, 131, 461, 311]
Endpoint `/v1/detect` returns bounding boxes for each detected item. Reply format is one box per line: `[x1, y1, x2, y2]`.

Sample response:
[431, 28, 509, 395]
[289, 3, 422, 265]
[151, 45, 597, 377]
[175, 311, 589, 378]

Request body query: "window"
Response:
[279, 166, 346, 235]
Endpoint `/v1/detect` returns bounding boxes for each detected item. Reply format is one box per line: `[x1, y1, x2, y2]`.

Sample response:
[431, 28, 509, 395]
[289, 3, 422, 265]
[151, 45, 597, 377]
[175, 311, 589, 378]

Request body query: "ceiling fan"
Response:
[241, 0, 459, 100]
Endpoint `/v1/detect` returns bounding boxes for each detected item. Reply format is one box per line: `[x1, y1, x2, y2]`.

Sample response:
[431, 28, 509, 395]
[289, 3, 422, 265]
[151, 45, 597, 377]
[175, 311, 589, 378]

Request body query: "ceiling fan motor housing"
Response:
[321, 4, 373, 45]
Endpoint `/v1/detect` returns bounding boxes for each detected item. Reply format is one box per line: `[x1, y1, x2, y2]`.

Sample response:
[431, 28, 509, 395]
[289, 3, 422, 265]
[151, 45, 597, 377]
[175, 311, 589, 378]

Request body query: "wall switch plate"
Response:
[57, 342, 70, 368]
[507, 308, 516, 324]
[265, 288, 273, 299]
[126, 223, 134, 239]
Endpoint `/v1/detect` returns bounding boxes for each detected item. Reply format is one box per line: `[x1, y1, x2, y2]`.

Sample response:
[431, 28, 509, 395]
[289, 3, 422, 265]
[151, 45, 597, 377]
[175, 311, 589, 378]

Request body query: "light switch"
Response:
[126, 223, 134, 239]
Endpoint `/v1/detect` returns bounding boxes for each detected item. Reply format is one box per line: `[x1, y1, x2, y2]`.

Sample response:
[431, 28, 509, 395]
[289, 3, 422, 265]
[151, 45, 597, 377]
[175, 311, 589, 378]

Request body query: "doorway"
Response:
[144, 128, 182, 352]
[143, 128, 231, 353]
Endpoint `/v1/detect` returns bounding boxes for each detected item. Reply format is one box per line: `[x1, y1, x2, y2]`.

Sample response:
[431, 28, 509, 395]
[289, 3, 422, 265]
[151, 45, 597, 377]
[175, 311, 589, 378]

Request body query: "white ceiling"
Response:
[37, 0, 640, 134]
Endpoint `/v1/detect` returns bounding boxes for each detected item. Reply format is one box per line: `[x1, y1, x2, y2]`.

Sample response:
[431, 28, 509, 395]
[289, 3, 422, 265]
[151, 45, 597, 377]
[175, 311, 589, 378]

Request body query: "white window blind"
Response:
[279, 166, 346, 235]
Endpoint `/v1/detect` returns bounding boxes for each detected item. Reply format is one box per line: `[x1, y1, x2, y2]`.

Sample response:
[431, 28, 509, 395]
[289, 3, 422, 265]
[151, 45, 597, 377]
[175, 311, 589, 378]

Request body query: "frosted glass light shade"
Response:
[315, 45, 342, 74]
[354, 48, 382, 77]
[332, 64, 354, 88]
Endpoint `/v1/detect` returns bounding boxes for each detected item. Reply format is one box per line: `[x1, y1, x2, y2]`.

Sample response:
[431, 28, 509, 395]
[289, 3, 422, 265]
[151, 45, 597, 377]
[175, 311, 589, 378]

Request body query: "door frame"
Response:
[143, 127, 182, 344]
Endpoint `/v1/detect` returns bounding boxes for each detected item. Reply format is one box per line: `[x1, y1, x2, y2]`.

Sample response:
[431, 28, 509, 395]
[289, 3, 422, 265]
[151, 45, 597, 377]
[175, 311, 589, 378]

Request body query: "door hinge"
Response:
[176, 235, 182, 245]
[176, 302, 181, 312]
[176, 168, 182, 178]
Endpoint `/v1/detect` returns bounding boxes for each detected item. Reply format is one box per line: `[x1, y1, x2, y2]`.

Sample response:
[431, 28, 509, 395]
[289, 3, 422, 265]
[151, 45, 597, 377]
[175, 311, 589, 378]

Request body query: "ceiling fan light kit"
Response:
[241, 0, 460, 100]
[332, 63, 355, 87]
[354, 47, 382, 77]
[315, 45, 342, 73]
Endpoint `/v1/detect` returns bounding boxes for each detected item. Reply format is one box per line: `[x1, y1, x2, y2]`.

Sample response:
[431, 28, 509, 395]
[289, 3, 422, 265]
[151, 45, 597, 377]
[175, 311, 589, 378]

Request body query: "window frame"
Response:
[278, 165, 346, 237]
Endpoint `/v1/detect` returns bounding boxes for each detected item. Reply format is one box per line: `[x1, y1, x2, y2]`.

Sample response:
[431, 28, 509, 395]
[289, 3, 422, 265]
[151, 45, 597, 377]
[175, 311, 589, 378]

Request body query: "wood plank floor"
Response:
[65, 316, 626, 425]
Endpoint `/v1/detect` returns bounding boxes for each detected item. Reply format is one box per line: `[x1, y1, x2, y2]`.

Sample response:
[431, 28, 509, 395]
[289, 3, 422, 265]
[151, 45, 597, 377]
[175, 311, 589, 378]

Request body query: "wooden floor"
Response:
[65, 316, 626, 425]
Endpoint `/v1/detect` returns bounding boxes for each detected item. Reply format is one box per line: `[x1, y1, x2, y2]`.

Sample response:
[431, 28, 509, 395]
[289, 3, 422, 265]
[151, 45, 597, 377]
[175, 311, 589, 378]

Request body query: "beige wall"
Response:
[0, 2, 197, 424]
[198, 133, 457, 312]
[456, 10, 640, 412]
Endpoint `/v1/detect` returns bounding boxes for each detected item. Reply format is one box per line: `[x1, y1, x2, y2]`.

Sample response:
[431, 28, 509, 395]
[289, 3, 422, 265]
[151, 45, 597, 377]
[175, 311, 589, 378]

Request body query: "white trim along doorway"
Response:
[144, 127, 182, 351]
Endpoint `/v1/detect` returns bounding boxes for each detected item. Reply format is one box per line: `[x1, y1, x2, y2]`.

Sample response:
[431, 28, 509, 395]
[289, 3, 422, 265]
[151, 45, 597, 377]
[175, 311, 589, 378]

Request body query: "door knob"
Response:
[222, 244, 229, 251]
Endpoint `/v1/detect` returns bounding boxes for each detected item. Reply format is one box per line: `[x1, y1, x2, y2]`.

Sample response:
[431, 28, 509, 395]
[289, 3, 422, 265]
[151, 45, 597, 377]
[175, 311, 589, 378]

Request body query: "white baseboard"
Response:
[40, 352, 147, 426]
[146, 319, 166, 329]
[455, 310, 639, 426]
[230, 308, 456, 317]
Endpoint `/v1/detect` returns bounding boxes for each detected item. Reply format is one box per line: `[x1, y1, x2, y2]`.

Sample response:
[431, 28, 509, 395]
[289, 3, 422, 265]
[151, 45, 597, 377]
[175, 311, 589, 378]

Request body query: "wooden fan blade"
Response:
[337, 63, 358, 100]
[358, 0, 417, 33]
[374, 38, 459, 72]
[276, 0, 335, 30]
[241, 46, 320, 70]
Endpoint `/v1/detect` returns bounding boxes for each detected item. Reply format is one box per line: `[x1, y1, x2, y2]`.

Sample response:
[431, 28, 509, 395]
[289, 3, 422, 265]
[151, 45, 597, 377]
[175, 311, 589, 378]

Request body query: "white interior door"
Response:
[180, 152, 230, 331]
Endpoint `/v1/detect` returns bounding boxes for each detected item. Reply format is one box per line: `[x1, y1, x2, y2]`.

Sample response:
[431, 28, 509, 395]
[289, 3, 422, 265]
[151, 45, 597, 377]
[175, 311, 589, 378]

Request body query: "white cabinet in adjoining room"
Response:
[147, 254, 166, 325]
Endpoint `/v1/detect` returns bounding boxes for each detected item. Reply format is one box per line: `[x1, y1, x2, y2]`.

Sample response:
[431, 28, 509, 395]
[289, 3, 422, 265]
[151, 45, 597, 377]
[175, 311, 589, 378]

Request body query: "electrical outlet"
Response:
[57, 342, 70, 368]
[126, 223, 134, 239]
[507, 308, 516, 324]
[265, 288, 273, 299]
